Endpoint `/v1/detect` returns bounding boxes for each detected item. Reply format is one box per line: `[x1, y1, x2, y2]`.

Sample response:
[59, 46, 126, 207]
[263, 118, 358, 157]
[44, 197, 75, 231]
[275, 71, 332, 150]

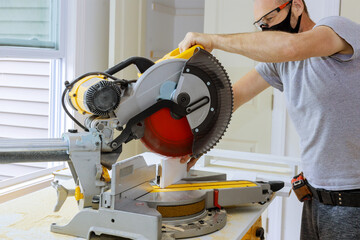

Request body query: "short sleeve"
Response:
[315, 16, 360, 62]
[255, 62, 283, 92]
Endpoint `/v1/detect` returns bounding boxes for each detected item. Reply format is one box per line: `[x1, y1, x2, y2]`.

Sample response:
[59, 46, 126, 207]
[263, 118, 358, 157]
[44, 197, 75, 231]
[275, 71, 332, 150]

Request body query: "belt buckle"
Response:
[318, 189, 334, 205]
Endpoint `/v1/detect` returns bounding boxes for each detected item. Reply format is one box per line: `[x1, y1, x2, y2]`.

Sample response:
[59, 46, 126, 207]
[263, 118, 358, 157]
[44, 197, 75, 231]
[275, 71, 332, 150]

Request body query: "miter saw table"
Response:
[0, 153, 282, 240]
[0, 154, 279, 240]
[0, 187, 273, 240]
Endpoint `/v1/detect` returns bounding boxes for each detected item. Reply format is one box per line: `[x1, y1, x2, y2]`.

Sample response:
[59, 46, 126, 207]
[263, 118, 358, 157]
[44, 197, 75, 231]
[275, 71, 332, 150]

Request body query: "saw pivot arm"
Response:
[105, 57, 154, 75]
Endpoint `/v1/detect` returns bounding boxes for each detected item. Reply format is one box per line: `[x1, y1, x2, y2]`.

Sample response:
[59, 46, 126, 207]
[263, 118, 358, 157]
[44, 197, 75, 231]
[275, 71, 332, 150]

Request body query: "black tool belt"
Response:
[308, 184, 360, 207]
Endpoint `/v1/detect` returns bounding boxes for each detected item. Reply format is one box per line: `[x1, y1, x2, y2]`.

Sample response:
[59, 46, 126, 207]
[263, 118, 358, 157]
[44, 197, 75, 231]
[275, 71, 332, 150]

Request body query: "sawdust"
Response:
[0, 233, 13, 240]
[0, 213, 23, 227]
[0, 188, 80, 239]
[2, 227, 82, 240]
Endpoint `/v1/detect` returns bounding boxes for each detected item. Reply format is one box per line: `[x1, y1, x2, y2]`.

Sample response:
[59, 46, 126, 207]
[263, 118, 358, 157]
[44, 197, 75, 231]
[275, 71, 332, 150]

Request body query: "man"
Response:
[178, 0, 360, 239]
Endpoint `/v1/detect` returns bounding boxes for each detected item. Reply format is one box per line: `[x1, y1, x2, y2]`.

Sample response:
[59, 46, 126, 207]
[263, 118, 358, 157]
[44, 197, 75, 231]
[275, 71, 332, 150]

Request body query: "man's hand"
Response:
[178, 32, 215, 53]
[180, 154, 202, 171]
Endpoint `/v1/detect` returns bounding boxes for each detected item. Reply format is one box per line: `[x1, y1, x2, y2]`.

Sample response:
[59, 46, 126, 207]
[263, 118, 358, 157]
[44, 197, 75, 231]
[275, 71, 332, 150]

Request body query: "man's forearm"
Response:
[212, 32, 299, 63]
[180, 26, 350, 62]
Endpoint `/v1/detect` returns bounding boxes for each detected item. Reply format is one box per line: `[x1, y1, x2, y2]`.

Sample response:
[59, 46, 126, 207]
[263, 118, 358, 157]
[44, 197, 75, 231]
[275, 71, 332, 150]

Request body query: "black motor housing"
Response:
[85, 81, 121, 116]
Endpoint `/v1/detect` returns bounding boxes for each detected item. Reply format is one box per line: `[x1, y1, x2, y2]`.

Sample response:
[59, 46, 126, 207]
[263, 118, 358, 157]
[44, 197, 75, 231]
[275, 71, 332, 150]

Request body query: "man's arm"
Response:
[179, 26, 353, 63]
[181, 68, 270, 170]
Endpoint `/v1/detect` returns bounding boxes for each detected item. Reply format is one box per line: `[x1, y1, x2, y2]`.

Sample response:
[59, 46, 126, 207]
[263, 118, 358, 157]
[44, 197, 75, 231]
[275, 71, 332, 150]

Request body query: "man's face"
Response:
[253, 0, 291, 29]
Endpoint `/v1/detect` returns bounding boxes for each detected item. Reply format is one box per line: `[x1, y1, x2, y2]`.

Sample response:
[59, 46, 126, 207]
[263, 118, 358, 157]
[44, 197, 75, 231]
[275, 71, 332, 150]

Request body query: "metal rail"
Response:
[0, 138, 70, 163]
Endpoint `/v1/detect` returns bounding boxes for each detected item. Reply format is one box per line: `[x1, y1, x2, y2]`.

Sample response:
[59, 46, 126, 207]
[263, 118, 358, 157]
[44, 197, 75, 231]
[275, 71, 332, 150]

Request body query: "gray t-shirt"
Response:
[255, 16, 360, 191]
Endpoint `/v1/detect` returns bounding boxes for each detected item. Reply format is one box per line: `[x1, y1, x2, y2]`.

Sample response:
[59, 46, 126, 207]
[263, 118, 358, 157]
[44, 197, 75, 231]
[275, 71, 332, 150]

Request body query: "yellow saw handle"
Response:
[138, 45, 204, 77]
[156, 44, 204, 63]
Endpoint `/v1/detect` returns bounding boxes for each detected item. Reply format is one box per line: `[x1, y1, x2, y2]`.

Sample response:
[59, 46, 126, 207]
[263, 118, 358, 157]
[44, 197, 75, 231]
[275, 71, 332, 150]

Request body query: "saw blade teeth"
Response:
[185, 49, 233, 157]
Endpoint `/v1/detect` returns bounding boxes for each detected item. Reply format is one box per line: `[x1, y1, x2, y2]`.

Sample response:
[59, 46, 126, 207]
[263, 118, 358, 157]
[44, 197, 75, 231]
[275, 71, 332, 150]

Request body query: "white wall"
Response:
[146, 1, 175, 60]
[341, 0, 360, 24]
[146, 0, 204, 61]
[172, 0, 204, 49]
[306, 0, 340, 23]
[67, 0, 109, 76]
[67, 0, 110, 129]
[81, 1, 110, 73]
[173, 15, 204, 49]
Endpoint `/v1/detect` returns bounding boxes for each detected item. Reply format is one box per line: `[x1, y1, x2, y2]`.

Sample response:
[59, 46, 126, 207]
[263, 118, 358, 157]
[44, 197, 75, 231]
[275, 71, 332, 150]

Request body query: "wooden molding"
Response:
[0, 175, 53, 204]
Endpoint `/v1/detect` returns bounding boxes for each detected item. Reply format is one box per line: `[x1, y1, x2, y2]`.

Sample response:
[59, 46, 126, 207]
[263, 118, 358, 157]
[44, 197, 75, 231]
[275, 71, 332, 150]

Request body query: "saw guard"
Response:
[141, 48, 233, 158]
[141, 108, 194, 156]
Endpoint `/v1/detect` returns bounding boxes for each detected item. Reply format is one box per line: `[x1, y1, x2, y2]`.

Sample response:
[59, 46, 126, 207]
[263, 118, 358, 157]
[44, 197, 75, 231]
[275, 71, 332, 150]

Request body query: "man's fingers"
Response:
[179, 32, 214, 54]
[179, 154, 203, 171]
[180, 155, 190, 163]
[179, 41, 191, 53]
[187, 158, 197, 171]
[178, 42, 184, 53]
[186, 156, 201, 171]
[179, 32, 198, 53]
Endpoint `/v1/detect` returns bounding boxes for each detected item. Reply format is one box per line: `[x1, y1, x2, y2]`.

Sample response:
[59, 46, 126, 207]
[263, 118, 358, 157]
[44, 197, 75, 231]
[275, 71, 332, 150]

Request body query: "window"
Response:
[0, 0, 67, 192]
[0, 0, 60, 49]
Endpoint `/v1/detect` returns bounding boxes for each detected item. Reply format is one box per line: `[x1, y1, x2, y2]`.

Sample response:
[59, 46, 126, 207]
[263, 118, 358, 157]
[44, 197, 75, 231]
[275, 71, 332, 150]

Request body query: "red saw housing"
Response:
[140, 108, 193, 157]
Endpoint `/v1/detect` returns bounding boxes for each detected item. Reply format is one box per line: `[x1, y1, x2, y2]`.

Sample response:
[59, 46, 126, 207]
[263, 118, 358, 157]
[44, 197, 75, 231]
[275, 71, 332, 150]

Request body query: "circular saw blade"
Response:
[140, 108, 194, 157]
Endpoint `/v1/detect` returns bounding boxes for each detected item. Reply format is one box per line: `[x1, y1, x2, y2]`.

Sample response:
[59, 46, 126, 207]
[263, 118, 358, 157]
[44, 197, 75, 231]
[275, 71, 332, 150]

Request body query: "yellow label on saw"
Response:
[151, 180, 257, 193]
[155, 45, 204, 63]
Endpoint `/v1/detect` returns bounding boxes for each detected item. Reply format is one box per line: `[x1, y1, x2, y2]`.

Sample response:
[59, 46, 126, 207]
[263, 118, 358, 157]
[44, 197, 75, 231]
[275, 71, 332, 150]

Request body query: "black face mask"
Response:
[262, 6, 302, 33]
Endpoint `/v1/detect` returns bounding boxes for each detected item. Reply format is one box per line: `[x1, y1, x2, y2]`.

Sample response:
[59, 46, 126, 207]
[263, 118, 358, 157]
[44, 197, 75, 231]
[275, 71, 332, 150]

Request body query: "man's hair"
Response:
[277, 0, 308, 15]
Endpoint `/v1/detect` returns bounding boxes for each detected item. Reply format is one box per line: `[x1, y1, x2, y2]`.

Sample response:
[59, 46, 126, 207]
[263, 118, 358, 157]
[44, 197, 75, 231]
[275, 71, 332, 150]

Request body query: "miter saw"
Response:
[0, 46, 283, 239]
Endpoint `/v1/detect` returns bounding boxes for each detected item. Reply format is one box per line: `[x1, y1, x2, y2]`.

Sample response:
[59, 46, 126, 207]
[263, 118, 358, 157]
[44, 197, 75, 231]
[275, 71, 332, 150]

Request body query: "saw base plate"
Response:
[161, 208, 227, 239]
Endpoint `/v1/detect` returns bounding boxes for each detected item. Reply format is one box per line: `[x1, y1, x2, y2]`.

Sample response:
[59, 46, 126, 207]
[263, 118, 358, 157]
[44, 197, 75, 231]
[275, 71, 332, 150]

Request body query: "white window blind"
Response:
[0, 0, 59, 49]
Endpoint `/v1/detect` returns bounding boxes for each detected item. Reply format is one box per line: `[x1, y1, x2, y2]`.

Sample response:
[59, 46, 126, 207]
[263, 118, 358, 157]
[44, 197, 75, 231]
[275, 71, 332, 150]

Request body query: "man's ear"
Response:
[292, 0, 305, 17]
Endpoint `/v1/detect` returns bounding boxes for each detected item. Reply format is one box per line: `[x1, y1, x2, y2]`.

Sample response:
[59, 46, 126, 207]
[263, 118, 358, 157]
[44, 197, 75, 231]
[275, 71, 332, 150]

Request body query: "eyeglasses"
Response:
[253, 0, 292, 30]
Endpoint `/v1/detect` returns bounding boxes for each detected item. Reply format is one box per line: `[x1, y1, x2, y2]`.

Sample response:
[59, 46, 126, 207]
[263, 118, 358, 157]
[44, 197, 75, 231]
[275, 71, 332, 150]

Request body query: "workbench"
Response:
[0, 186, 273, 240]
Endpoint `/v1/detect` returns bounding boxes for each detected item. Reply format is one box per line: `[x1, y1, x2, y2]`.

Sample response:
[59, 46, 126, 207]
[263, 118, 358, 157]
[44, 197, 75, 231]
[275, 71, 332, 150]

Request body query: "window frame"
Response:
[0, 0, 67, 60]
[0, 0, 69, 193]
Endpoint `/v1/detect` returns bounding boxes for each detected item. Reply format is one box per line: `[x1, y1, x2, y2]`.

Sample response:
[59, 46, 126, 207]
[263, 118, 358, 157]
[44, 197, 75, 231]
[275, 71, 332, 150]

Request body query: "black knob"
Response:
[256, 227, 265, 240]
[68, 129, 78, 133]
[177, 92, 190, 106]
[268, 181, 285, 192]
